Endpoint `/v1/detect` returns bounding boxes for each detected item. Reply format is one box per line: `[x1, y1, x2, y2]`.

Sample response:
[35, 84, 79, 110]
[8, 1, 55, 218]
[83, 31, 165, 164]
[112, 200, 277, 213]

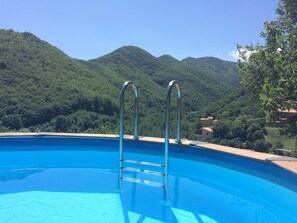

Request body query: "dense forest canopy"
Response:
[0, 29, 239, 138]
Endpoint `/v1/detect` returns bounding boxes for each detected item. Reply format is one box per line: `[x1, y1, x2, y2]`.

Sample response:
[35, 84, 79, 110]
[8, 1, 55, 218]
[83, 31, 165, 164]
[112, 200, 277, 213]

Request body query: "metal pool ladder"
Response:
[118, 80, 181, 201]
[163, 80, 181, 200]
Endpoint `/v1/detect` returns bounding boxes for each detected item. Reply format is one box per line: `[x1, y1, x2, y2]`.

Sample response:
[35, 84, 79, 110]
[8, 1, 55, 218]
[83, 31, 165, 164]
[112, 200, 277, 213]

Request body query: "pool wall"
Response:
[0, 132, 296, 173]
[0, 133, 296, 193]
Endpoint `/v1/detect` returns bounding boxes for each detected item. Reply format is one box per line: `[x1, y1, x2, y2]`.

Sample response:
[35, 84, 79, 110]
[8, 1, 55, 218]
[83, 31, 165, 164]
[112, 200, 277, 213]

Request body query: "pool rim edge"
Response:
[0, 132, 296, 175]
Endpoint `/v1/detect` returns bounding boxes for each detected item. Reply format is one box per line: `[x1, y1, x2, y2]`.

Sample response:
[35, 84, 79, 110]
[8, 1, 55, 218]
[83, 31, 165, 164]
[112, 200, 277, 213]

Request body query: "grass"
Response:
[265, 127, 295, 151]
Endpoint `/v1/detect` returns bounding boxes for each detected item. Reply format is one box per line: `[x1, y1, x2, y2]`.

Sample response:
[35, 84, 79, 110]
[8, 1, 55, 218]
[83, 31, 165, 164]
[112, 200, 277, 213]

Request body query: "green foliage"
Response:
[203, 89, 261, 120]
[253, 139, 270, 152]
[182, 57, 240, 88]
[31, 110, 118, 134]
[0, 30, 238, 137]
[230, 119, 247, 141]
[1, 114, 22, 130]
[213, 121, 230, 138]
[252, 130, 265, 141]
[0, 60, 7, 69]
[238, 0, 297, 155]
[280, 116, 297, 137]
[266, 127, 295, 147]
[238, 0, 297, 121]
[212, 115, 270, 151]
[273, 141, 284, 149]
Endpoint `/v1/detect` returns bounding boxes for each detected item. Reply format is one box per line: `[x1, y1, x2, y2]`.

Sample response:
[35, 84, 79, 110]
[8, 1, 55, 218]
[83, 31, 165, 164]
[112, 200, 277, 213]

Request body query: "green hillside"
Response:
[202, 89, 260, 119]
[201, 89, 296, 156]
[90, 46, 236, 114]
[182, 57, 240, 87]
[265, 127, 295, 152]
[0, 30, 120, 133]
[0, 30, 239, 138]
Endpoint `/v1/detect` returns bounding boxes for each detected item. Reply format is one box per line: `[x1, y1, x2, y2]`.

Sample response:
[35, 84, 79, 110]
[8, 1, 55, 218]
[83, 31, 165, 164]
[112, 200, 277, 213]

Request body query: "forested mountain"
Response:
[0, 30, 120, 134]
[0, 30, 240, 137]
[203, 89, 259, 119]
[89, 46, 236, 114]
[182, 57, 240, 87]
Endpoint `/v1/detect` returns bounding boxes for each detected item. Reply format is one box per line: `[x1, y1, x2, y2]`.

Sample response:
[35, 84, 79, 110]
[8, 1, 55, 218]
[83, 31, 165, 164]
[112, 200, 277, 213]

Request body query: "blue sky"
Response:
[1, 0, 278, 61]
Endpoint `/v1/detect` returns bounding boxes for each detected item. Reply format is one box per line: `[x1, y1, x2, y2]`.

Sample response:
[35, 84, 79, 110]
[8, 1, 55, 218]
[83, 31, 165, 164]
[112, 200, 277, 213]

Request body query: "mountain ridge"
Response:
[0, 30, 239, 137]
[182, 56, 240, 87]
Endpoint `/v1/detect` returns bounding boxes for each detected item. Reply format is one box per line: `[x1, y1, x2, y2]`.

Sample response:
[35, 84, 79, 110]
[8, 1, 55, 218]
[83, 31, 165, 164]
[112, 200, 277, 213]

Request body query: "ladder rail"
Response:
[164, 80, 181, 200]
[118, 80, 182, 202]
[119, 81, 139, 189]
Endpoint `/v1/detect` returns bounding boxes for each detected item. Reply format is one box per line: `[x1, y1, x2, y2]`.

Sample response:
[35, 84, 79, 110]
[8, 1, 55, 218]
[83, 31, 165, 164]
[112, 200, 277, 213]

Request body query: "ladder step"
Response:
[122, 159, 165, 167]
[122, 167, 165, 176]
[122, 176, 164, 188]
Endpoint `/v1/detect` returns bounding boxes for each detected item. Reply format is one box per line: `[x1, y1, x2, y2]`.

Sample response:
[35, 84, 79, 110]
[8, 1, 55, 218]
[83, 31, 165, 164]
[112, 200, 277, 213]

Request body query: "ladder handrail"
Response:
[120, 81, 139, 140]
[119, 80, 139, 189]
[165, 80, 181, 143]
[164, 80, 181, 200]
[118, 80, 181, 202]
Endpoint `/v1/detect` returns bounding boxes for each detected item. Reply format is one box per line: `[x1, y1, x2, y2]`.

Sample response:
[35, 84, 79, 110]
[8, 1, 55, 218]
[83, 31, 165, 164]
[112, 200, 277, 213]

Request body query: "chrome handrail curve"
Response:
[119, 80, 139, 189]
[164, 80, 181, 200]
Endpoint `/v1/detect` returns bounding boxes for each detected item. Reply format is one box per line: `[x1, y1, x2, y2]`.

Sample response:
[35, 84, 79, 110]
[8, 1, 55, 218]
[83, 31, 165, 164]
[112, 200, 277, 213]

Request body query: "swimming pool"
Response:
[0, 136, 296, 223]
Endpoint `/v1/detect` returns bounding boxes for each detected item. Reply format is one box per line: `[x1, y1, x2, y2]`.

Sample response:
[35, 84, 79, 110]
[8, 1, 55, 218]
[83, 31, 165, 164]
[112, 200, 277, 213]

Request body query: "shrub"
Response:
[228, 138, 243, 148]
[253, 139, 270, 152]
[273, 141, 284, 149]
[1, 114, 23, 130]
[0, 60, 7, 69]
[213, 122, 230, 138]
[231, 122, 246, 141]
[252, 130, 265, 141]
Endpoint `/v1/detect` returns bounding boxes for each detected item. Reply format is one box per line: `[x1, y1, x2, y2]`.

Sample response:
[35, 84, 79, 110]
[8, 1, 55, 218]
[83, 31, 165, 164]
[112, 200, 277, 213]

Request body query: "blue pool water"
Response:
[0, 136, 296, 223]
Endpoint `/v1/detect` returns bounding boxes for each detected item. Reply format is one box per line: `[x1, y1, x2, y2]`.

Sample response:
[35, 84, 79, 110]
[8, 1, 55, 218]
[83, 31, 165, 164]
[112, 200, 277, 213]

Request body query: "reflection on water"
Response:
[0, 191, 125, 222]
[0, 168, 295, 223]
[0, 168, 45, 182]
[0, 148, 296, 223]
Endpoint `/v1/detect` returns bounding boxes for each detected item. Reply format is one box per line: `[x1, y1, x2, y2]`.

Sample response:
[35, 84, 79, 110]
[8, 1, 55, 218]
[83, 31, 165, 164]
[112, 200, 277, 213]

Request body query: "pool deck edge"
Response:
[0, 132, 296, 174]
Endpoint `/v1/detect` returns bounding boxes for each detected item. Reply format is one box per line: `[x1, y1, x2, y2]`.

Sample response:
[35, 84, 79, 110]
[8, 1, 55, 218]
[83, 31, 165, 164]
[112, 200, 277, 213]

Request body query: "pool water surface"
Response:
[0, 137, 296, 223]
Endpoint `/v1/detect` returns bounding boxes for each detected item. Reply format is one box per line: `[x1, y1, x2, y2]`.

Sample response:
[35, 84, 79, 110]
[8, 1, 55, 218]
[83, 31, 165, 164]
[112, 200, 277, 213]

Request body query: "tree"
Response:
[1, 114, 23, 130]
[238, 0, 297, 156]
[253, 139, 270, 153]
[230, 119, 247, 141]
[55, 115, 69, 132]
[252, 130, 265, 141]
[239, 0, 296, 119]
[0, 60, 7, 69]
[213, 121, 230, 138]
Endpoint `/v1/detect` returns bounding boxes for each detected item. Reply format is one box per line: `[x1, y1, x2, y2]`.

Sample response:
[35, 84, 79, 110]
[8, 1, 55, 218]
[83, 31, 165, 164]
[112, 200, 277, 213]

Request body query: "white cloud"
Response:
[228, 48, 256, 61]
[229, 50, 240, 60]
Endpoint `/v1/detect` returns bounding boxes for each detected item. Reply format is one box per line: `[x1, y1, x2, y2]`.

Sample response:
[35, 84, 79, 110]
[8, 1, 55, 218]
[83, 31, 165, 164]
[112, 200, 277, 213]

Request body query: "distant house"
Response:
[200, 116, 214, 121]
[272, 109, 297, 127]
[277, 109, 297, 118]
[195, 126, 213, 139]
[200, 116, 218, 123]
